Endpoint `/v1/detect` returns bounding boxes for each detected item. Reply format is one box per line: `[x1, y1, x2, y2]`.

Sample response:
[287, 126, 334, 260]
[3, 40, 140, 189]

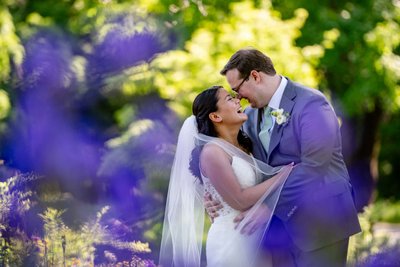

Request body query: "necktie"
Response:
[259, 106, 273, 152]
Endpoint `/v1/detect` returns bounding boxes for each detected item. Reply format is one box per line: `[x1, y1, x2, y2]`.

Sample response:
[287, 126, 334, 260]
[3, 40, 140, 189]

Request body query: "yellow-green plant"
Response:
[347, 202, 400, 266]
[0, 172, 37, 266]
[38, 206, 154, 266]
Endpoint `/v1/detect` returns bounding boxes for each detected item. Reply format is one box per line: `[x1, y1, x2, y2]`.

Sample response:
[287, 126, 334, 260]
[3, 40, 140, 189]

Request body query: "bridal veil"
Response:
[159, 115, 291, 267]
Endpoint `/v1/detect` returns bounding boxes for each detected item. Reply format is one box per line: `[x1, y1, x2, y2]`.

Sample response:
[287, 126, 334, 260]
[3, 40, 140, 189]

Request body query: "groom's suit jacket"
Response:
[243, 78, 361, 252]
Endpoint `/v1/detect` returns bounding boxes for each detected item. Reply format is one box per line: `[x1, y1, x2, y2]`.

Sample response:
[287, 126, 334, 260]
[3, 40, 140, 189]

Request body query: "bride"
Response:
[159, 86, 293, 267]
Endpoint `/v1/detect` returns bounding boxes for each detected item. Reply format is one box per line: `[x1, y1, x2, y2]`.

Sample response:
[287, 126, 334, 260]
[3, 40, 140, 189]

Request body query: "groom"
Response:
[211, 48, 361, 266]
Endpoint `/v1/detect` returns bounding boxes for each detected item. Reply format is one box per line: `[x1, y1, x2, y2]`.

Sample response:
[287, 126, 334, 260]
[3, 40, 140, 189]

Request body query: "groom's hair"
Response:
[189, 86, 253, 181]
[220, 48, 276, 79]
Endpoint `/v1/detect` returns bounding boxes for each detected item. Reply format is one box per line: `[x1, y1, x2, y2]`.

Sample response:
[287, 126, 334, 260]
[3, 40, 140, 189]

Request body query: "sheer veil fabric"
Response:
[159, 116, 292, 267]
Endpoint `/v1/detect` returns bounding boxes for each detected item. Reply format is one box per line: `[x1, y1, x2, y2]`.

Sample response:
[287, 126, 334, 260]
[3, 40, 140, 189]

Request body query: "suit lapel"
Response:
[267, 81, 296, 162]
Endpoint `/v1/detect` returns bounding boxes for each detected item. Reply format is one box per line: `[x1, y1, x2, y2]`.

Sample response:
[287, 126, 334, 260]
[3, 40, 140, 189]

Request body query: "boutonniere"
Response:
[271, 108, 290, 126]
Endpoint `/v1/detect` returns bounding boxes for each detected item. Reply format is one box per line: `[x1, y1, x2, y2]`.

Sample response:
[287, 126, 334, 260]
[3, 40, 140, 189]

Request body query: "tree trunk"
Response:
[343, 101, 383, 212]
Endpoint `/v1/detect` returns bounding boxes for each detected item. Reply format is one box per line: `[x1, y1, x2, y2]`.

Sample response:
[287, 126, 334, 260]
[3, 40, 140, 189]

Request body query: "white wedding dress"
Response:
[159, 117, 287, 267]
[202, 156, 271, 267]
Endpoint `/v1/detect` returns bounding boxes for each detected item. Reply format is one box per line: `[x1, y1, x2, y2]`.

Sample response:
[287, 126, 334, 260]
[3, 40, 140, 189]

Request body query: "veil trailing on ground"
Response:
[159, 116, 291, 267]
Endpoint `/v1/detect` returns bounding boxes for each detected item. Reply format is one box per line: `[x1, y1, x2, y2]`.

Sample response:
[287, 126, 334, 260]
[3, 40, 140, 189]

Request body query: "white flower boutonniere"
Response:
[271, 108, 290, 126]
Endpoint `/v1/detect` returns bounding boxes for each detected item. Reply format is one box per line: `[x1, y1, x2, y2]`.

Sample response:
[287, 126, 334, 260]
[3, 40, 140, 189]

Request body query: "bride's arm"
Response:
[200, 144, 279, 211]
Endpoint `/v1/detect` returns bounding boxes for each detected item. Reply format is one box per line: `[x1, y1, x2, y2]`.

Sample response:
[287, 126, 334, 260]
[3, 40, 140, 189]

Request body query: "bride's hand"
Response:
[204, 192, 223, 223]
[234, 204, 271, 235]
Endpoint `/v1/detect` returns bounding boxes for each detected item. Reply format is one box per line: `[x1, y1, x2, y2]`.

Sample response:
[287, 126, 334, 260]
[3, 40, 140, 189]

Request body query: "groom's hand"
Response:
[204, 192, 223, 223]
[234, 204, 271, 235]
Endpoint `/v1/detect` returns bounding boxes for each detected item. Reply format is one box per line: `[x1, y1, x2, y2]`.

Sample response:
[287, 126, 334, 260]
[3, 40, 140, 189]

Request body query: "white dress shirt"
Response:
[263, 76, 287, 132]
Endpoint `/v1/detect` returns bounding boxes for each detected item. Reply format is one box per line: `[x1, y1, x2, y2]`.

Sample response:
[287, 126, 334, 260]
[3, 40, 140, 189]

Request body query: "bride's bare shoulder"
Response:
[199, 144, 232, 178]
[201, 143, 231, 162]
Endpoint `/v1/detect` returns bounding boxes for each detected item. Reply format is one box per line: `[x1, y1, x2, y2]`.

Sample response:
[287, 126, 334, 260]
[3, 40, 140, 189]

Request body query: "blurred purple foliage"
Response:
[86, 26, 166, 90]
[356, 244, 400, 267]
[1, 17, 174, 247]
[3, 30, 101, 202]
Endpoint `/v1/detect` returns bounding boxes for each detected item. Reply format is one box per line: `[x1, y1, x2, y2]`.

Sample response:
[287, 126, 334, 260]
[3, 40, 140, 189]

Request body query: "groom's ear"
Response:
[209, 112, 222, 123]
[251, 70, 261, 82]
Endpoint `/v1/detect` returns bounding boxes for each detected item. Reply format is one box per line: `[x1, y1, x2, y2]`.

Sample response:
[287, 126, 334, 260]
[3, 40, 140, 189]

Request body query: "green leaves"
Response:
[149, 1, 321, 117]
[0, 90, 10, 120]
[0, 7, 24, 83]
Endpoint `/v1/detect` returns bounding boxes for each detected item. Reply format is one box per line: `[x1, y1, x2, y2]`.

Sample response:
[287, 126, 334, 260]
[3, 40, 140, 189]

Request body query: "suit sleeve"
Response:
[274, 96, 340, 221]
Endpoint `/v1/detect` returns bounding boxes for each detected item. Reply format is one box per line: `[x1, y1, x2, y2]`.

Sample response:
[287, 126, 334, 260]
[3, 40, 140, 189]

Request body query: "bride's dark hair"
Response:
[189, 86, 252, 181]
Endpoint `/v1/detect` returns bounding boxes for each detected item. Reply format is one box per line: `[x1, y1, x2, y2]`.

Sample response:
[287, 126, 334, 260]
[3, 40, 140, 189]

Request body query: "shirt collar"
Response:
[268, 76, 287, 110]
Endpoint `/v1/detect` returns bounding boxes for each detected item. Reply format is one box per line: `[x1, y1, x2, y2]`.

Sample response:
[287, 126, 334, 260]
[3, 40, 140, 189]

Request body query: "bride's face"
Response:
[214, 88, 248, 125]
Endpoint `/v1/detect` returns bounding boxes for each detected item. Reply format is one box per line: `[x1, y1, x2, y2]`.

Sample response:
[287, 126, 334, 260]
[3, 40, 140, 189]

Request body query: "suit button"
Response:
[287, 205, 298, 218]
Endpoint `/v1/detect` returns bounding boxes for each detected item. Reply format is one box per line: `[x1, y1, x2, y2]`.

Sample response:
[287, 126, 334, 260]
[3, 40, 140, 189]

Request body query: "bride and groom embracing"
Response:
[159, 48, 361, 267]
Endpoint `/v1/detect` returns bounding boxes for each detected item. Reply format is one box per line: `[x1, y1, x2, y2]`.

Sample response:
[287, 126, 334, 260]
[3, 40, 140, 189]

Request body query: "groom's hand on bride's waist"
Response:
[234, 204, 271, 235]
[204, 192, 223, 223]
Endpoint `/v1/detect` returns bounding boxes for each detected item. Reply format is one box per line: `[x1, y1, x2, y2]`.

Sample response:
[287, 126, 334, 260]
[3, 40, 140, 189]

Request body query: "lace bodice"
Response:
[202, 156, 257, 217]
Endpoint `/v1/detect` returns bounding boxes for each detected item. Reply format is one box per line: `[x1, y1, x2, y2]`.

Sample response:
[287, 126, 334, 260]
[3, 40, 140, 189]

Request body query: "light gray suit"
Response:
[243, 78, 361, 266]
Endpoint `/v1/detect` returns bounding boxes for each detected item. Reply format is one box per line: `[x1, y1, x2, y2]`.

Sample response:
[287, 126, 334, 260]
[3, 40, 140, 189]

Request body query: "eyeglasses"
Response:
[232, 73, 250, 93]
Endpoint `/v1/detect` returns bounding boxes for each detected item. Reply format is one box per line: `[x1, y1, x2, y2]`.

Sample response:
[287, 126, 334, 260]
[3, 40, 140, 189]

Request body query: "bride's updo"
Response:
[189, 86, 252, 180]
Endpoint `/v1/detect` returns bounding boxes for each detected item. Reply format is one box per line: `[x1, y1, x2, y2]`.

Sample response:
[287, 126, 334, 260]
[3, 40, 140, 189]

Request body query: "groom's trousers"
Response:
[264, 218, 349, 267]
[268, 239, 349, 267]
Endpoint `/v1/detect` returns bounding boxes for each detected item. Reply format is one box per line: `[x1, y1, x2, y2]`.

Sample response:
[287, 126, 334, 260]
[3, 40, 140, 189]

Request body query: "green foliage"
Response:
[366, 200, 400, 224]
[0, 169, 157, 265]
[37, 205, 154, 266]
[1, 0, 168, 100]
[7, 0, 139, 37]
[2, 230, 38, 267]
[99, 118, 175, 182]
[272, 0, 400, 115]
[0, 89, 10, 120]
[136, 0, 244, 47]
[101, 63, 159, 100]
[0, 172, 38, 266]
[0, 172, 156, 266]
[0, 2, 171, 264]
[149, 1, 324, 117]
[348, 207, 390, 265]
[38, 208, 68, 266]
[377, 113, 400, 198]
[348, 202, 400, 266]
[0, 7, 24, 85]
[0, 173, 36, 230]
[37, 206, 109, 266]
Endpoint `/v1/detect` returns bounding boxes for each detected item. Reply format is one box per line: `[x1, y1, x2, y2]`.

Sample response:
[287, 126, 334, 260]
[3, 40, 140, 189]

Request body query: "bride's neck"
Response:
[216, 127, 241, 148]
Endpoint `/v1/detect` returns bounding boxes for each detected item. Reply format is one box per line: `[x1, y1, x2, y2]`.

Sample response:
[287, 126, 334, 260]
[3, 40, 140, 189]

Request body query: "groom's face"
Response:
[225, 69, 259, 108]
